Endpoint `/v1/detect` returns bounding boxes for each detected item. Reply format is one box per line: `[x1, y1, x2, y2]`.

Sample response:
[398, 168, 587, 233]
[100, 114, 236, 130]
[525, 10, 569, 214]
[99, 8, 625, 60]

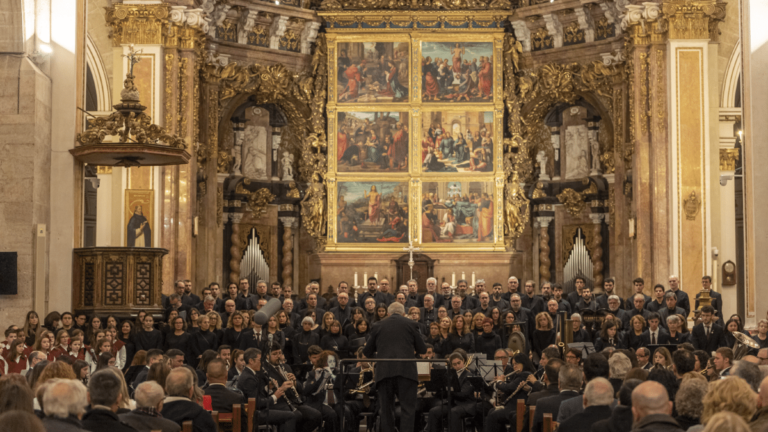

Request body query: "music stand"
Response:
[426, 368, 447, 393]
[467, 376, 490, 430]
[567, 342, 595, 359]
[475, 358, 503, 382]
[468, 353, 486, 375]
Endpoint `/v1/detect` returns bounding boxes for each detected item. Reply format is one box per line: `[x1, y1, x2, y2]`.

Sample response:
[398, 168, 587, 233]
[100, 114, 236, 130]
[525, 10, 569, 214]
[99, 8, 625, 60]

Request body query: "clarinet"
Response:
[263, 361, 298, 412]
[279, 359, 304, 404]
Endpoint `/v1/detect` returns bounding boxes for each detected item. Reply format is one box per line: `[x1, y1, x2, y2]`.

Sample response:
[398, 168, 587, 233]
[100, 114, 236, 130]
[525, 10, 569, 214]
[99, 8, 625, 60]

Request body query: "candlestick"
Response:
[354, 272, 358, 287]
[472, 272, 476, 287]
[452, 272, 456, 287]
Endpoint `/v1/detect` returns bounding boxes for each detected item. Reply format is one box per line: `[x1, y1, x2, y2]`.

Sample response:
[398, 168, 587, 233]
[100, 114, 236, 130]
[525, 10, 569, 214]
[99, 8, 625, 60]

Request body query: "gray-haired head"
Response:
[388, 302, 405, 316]
[134, 381, 166, 409]
[165, 367, 194, 398]
[301, 317, 315, 326]
[43, 379, 88, 419]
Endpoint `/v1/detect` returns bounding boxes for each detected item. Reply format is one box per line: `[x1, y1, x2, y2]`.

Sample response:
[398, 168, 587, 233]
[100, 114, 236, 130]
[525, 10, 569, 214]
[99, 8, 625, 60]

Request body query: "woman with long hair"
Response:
[303, 350, 341, 432]
[87, 330, 105, 353]
[30, 335, 52, 362]
[84, 316, 102, 347]
[105, 327, 126, 369]
[49, 330, 70, 359]
[344, 308, 365, 338]
[68, 338, 85, 361]
[87, 338, 112, 372]
[123, 350, 147, 386]
[105, 315, 118, 330]
[196, 350, 218, 386]
[146, 360, 171, 389]
[42, 312, 61, 333]
[96, 352, 115, 371]
[490, 307, 502, 333]
[320, 320, 348, 358]
[594, 320, 624, 352]
[4, 340, 27, 374]
[263, 315, 285, 349]
[319, 311, 336, 339]
[192, 314, 218, 368]
[625, 315, 647, 350]
[653, 347, 673, 370]
[117, 320, 135, 371]
[437, 306, 448, 322]
[163, 310, 179, 336]
[22, 312, 41, 347]
[532, 312, 556, 361]
[134, 310, 147, 332]
[276, 310, 292, 331]
[445, 315, 474, 353]
[375, 303, 388, 322]
[164, 316, 193, 365]
[470, 312, 486, 337]
[103, 366, 135, 412]
[722, 317, 748, 349]
[72, 359, 90, 385]
[242, 311, 252, 329]
[187, 308, 201, 333]
[222, 311, 245, 347]
[206, 311, 224, 342]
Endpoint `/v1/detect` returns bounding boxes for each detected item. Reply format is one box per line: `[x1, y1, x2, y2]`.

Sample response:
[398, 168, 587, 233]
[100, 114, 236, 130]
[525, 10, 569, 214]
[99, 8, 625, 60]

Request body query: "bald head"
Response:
[631, 381, 672, 423]
[742, 355, 761, 365]
[583, 377, 614, 408]
[206, 359, 228, 383]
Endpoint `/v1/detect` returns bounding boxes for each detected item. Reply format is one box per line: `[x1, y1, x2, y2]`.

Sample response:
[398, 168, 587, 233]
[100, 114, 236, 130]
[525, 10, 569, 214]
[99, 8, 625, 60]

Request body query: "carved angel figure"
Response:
[301, 182, 326, 237]
[281, 151, 295, 181]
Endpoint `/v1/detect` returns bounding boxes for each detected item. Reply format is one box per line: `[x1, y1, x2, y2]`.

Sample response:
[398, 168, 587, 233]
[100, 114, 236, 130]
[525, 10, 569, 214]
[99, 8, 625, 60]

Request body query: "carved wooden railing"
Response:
[72, 247, 167, 317]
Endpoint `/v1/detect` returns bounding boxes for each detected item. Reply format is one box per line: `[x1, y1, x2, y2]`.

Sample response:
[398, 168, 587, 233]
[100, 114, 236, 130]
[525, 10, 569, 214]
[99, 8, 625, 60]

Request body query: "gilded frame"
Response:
[324, 29, 505, 252]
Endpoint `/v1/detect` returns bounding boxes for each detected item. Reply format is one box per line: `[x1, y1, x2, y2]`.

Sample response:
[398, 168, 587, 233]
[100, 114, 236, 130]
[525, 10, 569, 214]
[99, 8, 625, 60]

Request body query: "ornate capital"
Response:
[270, 16, 290, 50]
[106, 4, 170, 46]
[238, 10, 260, 45]
[589, 213, 605, 224]
[536, 216, 554, 228]
[622, 2, 668, 45]
[279, 216, 298, 228]
[542, 13, 564, 49]
[662, 0, 726, 41]
[719, 148, 740, 171]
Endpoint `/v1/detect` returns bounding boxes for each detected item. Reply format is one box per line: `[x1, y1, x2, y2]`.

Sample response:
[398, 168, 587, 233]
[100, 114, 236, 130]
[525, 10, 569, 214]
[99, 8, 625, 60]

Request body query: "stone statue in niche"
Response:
[536, 150, 550, 181]
[588, 127, 600, 174]
[242, 125, 268, 180]
[564, 124, 590, 179]
[232, 130, 243, 176]
[281, 151, 294, 181]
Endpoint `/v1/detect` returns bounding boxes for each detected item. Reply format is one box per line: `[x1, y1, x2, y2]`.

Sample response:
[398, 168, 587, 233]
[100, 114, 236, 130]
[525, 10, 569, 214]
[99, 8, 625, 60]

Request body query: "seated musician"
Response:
[303, 350, 341, 432]
[427, 351, 489, 432]
[263, 342, 323, 432]
[484, 352, 537, 432]
[339, 347, 374, 432]
[236, 348, 299, 432]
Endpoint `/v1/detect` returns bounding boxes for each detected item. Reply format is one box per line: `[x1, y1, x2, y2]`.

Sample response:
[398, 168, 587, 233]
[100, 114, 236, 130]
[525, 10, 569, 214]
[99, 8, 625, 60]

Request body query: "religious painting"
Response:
[125, 189, 153, 247]
[336, 181, 409, 243]
[421, 111, 494, 173]
[420, 42, 494, 103]
[421, 181, 494, 243]
[336, 42, 410, 103]
[335, 111, 410, 173]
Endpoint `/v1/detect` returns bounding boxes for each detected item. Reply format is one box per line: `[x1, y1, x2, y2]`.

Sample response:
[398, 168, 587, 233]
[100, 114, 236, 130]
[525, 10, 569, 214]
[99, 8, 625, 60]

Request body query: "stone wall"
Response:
[0, 55, 52, 326]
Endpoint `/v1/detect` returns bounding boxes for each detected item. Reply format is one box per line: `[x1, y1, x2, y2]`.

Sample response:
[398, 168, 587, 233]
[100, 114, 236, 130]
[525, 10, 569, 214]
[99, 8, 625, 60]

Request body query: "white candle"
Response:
[354, 272, 358, 287]
[364, 272, 367, 286]
[452, 272, 456, 287]
[374, 272, 378, 280]
[472, 272, 476, 287]
[462, 272, 466, 281]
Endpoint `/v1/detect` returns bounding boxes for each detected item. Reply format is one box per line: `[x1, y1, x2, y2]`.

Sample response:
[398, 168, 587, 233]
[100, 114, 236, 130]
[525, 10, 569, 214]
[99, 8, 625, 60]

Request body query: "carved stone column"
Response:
[537, 217, 554, 283]
[280, 217, 297, 289]
[590, 214, 605, 288]
[551, 128, 561, 180]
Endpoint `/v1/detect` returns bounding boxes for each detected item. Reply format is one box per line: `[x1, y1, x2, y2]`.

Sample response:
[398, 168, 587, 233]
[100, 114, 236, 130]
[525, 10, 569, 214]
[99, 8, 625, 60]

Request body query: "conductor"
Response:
[363, 302, 427, 432]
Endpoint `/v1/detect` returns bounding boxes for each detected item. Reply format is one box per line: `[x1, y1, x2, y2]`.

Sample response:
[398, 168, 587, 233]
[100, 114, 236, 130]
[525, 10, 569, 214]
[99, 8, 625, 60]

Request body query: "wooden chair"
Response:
[516, 399, 525, 432]
[543, 413, 552, 432]
[182, 421, 193, 432]
[232, 404, 242, 432]
[247, 398, 256, 432]
[528, 406, 536, 432]
[210, 411, 220, 432]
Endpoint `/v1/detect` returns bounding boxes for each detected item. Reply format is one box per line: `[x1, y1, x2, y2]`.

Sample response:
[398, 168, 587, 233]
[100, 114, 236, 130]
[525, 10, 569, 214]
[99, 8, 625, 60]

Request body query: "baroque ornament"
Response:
[557, 182, 598, 217]
[319, 0, 512, 11]
[235, 180, 276, 217]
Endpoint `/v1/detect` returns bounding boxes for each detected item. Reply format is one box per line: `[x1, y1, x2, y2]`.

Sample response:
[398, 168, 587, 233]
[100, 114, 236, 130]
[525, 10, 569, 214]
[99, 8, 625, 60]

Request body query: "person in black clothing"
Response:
[204, 359, 247, 431]
[521, 280, 545, 315]
[344, 308, 365, 338]
[163, 316, 193, 366]
[444, 315, 475, 353]
[666, 276, 691, 318]
[641, 313, 670, 347]
[302, 351, 341, 432]
[363, 302, 427, 432]
[659, 292, 687, 331]
[596, 278, 625, 311]
[329, 292, 352, 328]
[694, 276, 723, 322]
[569, 313, 591, 343]
[134, 315, 163, 352]
[575, 287, 598, 313]
[320, 320, 348, 357]
[191, 314, 218, 368]
[82, 370, 139, 432]
[531, 363, 582, 432]
[117, 320, 136, 372]
[119, 381, 182, 432]
[426, 352, 486, 432]
[475, 317, 502, 359]
[263, 343, 322, 432]
[646, 285, 666, 313]
[235, 278, 256, 311]
[591, 379, 643, 432]
[484, 352, 537, 432]
[293, 317, 321, 364]
[691, 305, 724, 352]
[566, 277, 586, 312]
[236, 348, 298, 432]
[753, 319, 768, 348]
[161, 367, 216, 432]
[556, 378, 614, 432]
[594, 319, 624, 352]
[626, 315, 648, 350]
[165, 293, 192, 322]
[531, 312, 556, 363]
[222, 311, 245, 348]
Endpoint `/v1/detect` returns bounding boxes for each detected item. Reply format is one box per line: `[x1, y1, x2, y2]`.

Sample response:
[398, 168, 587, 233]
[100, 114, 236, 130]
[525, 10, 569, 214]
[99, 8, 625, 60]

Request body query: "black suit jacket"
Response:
[235, 293, 256, 311]
[161, 398, 216, 432]
[362, 314, 426, 382]
[596, 293, 626, 311]
[557, 405, 612, 432]
[641, 328, 671, 346]
[204, 384, 248, 432]
[81, 409, 138, 432]
[119, 410, 181, 432]
[691, 322, 724, 352]
[533, 390, 580, 432]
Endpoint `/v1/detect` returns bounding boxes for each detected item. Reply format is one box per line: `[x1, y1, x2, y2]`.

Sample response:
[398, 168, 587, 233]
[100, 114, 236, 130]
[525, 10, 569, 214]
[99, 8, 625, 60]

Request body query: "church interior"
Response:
[0, 0, 765, 332]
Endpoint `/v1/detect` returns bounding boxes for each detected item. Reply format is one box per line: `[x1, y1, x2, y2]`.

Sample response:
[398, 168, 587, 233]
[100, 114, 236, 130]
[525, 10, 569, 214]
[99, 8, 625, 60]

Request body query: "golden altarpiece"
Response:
[72, 0, 737, 316]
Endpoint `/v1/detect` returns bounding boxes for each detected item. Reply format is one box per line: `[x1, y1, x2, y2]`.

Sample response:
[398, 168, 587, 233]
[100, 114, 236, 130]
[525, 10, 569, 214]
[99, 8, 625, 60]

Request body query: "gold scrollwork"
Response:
[662, 0, 726, 41]
[165, 54, 174, 131]
[532, 182, 546, 199]
[563, 21, 585, 44]
[531, 27, 553, 51]
[320, 0, 511, 11]
[236, 180, 276, 217]
[279, 30, 301, 52]
[596, 17, 613, 40]
[557, 182, 598, 217]
[106, 4, 169, 46]
[719, 148, 740, 171]
[178, 57, 188, 136]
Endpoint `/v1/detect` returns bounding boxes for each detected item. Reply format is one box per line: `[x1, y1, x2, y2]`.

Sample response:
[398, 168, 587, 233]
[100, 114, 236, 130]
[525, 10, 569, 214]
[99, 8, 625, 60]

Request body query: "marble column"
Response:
[536, 217, 553, 283]
[280, 217, 297, 289]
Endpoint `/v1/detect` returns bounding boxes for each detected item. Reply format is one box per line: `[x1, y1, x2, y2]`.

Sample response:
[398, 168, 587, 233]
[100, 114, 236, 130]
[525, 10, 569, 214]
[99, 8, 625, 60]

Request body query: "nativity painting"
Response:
[420, 42, 494, 103]
[336, 181, 410, 243]
[421, 181, 495, 243]
[421, 111, 494, 173]
[336, 42, 410, 103]
[336, 111, 409, 173]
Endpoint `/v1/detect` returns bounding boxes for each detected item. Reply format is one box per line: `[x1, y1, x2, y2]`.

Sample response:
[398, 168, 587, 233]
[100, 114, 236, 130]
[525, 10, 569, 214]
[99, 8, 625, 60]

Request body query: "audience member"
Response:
[702, 411, 752, 432]
[532, 363, 581, 432]
[749, 375, 768, 432]
[674, 377, 707, 430]
[160, 367, 216, 432]
[557, 353, 612, 423]
[41, 379, 89, 432]
[690, 377, 757, 432]
[631, 381, 683, 432]
[0, 377, 33, 414]
[607, 353, 631, 396]
[0, 410, 46, 432]
[732, 359, 762, 392]
[203, 359, 247, 431]
[556, 377, 613, 432]
[119, 381, 180, 432]
[592, 379, 643, 432]
[82, 370, 138, 432]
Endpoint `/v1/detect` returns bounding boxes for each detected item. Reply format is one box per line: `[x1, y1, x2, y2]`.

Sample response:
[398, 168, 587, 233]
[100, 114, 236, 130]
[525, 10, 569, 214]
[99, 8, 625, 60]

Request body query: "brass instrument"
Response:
[732, 331, 760, 360]
[349, 364, 375, 394]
